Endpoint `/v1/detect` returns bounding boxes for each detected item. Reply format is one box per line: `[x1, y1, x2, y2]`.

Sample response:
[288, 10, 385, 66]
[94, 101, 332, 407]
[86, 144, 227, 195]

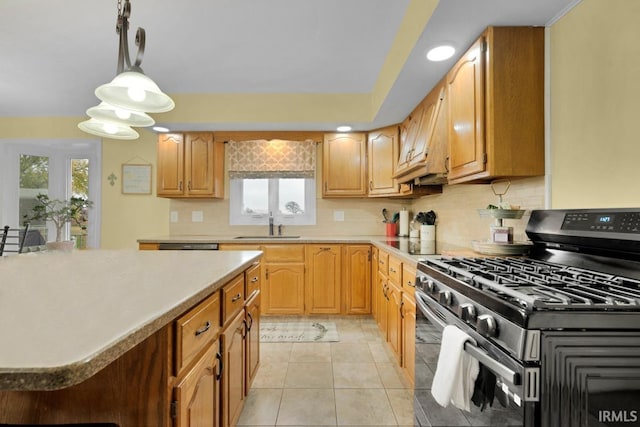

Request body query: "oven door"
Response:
[414, 289, 532, 426]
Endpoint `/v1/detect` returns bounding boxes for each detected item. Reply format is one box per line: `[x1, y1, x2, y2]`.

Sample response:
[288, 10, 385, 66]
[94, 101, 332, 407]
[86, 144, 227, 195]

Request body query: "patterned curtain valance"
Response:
[227, 139, 316, 179]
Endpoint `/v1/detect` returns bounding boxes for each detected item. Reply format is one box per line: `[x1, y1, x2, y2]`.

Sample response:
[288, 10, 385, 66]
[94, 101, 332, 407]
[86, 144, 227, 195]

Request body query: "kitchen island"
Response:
[0, 249, 261, 426]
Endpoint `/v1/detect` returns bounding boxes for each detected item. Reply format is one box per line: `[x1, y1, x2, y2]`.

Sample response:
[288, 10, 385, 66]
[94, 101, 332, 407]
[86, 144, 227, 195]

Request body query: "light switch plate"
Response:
[334, 210, 345, 221]
[192, 211, 204, 222]
[170, 211, 178, 223]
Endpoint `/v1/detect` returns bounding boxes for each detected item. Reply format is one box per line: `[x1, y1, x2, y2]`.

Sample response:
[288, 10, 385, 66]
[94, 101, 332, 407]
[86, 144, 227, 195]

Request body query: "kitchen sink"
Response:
[233, 235, 301, 239]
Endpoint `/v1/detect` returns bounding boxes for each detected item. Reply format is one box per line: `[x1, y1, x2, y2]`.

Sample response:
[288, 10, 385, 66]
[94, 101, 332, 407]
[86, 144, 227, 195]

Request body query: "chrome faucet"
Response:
[269, 213, 274, 236]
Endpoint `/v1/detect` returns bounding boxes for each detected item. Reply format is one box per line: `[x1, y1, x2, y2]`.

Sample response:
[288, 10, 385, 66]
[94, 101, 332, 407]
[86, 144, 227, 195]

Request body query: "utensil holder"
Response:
[386, 223, 398, 237]
[420, 224, 436, 254]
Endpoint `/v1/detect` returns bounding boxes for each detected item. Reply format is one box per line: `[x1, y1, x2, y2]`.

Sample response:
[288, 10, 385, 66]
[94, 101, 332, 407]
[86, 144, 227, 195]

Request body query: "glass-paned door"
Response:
[70, 158, 90, 249]
[19, 154, 50, 244]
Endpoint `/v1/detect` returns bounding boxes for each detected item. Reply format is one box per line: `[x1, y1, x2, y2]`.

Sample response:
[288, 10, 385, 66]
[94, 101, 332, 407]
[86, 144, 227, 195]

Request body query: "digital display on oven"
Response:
[561, 212, 640, 234]
[597, 215, 613, 224]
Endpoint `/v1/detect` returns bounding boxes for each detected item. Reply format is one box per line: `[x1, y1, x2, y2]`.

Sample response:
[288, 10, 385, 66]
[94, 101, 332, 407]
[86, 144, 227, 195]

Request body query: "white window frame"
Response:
[229, 177, 316, 226]
[0, 139, 102, 248]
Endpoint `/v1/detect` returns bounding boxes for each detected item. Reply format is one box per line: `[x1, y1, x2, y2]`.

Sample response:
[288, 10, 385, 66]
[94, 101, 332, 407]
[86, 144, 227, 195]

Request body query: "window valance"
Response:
[227, 139, 316, 179]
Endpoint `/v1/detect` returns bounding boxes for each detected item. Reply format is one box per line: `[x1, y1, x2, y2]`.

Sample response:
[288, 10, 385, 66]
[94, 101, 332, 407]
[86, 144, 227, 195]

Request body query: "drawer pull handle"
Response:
[195, 321, 211, 336]
[251, 276, 258, 283]
[232, 293, 242, 302]
[390, 267, 396, 273]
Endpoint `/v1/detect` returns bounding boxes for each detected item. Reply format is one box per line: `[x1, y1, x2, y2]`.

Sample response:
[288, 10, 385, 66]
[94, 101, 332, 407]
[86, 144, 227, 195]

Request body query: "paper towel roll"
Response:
[399, 209, 409, 237]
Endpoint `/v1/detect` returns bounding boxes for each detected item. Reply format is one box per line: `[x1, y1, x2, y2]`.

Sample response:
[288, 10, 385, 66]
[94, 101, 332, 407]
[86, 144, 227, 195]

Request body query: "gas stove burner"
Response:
[422, 256, 640, 310]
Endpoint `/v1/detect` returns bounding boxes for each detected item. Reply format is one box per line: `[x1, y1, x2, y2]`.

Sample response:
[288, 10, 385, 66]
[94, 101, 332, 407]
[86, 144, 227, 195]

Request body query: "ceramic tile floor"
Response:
[238, 315, 414, 427]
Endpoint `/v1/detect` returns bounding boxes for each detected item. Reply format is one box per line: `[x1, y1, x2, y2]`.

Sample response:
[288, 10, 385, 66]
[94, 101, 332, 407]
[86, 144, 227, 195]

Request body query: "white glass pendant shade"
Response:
[95, 70, 175, 113]
[78, 118, 139, 140]
[87, 102, 155, 127]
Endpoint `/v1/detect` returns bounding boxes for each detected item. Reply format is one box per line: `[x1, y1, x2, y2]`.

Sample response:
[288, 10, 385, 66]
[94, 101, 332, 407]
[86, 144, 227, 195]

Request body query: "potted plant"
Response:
[24, 193, 93, 251]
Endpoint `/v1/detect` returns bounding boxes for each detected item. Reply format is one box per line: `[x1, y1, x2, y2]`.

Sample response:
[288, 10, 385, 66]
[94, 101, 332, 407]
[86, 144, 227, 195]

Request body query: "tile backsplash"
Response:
[169, 176, 545, 253]
[410, 177, 545, 252]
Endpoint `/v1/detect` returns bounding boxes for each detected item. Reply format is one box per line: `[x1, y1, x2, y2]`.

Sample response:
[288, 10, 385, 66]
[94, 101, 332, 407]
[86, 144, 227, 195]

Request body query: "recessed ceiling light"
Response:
[153, 126, 170, 132]
[336, 125, 352, 132]
[426, 45, 456, 62]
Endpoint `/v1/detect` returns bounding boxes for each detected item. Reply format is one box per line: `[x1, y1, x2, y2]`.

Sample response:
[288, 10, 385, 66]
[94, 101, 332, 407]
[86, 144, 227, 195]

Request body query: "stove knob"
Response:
[458, 303, 477, 323]
[426, 279, 436, 293]
[438, 290, 452, 306]
[477, 314, 498, 338]
[419, 276, 436, 293]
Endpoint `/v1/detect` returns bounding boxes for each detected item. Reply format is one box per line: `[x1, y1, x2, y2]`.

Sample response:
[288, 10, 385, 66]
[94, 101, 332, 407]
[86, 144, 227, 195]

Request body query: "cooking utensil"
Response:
[391, 212, 400, 223]
[382, 208, 390, 223]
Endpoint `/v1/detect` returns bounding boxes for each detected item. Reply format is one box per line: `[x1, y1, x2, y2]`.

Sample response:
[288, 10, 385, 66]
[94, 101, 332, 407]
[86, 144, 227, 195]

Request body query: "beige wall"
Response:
[101, 130, 169, 248]
[550, 0, 640, 208]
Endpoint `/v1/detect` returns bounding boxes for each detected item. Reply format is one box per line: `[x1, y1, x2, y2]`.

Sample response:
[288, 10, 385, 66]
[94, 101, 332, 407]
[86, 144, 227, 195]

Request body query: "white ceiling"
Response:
[0, 0, 579, 132]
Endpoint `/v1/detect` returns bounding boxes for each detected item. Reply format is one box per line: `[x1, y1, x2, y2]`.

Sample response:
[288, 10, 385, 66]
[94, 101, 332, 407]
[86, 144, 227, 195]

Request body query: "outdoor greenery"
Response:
[20, 156, 89, 197]
[23, 194, 93, 242]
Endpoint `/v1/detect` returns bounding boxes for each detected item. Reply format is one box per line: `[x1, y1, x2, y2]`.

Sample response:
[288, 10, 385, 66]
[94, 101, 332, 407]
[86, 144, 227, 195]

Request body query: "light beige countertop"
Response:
[138, 234, 437, 265]
[0, 249, 261, 391]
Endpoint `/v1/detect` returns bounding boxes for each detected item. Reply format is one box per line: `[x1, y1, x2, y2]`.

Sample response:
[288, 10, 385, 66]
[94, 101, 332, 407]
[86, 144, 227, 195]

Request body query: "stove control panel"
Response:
[561, 211, 640, 234]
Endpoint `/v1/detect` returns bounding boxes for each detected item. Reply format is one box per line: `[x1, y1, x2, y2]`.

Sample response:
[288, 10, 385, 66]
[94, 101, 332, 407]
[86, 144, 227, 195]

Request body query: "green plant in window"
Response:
[23, 194, 93, 242]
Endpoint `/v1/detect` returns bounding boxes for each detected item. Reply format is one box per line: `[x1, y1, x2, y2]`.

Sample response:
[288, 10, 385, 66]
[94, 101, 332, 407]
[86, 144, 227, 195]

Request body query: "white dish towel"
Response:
[431, 325, 480, 412]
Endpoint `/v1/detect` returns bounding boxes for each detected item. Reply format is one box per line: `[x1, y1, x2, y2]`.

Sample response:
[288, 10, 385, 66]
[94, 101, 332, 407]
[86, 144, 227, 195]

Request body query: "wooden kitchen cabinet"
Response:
[157, 132, 224, 198]
[367, 126, 400, 197]
[245, 291, 260, 393]
[342, 245, 371, 314]
[401, 293, 416, 386]
[371, 246, 379, 319]
[397, 105, 424, 173]
[447, 26, 544, 184]
[395, 80, 449, 185]
[322, 132, 367, 197]
[222, 309, 245, 427]
[262, 245, 305, 314]
[173, 341, 222, 427]
[375, 249, 390, 336]
[306, 245, 342, 314]
[386, 279, 402, 365]
[401, 263, 417, 385]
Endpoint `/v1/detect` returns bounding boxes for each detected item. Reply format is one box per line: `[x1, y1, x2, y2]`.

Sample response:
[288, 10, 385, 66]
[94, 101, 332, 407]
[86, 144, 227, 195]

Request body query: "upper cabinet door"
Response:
[185, 132, 223, 197]
[157, 132, 224, 198]
[409, 85, 446, 168]
[397, 105, 424, 172]
[322, 133, 367, 197]
[367, 126, 400, 197]
[157, 133, 185, 196]
[446, 37, 486, 182]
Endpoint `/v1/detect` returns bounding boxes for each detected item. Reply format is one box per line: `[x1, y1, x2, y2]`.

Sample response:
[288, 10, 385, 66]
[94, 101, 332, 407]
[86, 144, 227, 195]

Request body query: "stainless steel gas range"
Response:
[414, 208, 640, 427]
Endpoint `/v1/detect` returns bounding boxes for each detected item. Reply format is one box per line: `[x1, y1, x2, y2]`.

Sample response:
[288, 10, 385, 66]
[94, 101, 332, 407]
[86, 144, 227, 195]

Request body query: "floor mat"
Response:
[260, 321, 340, 342]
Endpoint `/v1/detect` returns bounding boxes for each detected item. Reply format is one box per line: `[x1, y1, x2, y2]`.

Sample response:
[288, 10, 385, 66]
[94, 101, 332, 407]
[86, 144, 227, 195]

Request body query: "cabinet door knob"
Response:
[232, 293, 242, 302]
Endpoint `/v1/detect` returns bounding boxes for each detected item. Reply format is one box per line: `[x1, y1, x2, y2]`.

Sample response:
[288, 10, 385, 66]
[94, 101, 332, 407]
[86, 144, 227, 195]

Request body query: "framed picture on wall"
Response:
[121, 164, 152, 195]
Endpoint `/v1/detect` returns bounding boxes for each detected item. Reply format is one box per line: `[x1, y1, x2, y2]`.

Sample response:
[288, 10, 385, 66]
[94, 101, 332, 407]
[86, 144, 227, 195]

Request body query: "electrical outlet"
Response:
[334, 210, 345, 221]
[170, 211, 178, 223]
[192, 211, 204, 222]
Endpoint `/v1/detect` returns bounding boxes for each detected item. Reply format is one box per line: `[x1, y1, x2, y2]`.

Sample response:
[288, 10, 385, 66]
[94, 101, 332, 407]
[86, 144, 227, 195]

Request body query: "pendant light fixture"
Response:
[79, 0, 175, 139]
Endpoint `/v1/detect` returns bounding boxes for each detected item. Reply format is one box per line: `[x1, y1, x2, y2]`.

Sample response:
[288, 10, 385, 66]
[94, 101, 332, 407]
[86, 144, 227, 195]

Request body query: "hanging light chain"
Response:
[114, 0, 144, 74]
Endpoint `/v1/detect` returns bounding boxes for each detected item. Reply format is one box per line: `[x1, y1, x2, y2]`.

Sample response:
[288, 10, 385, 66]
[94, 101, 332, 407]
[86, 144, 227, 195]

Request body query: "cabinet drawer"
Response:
[245, 262, 261, 299]
[223, 274, 245, 324]
[175, 292, 221, 375]
[388, 256, 402, 285]
[262, 244, 304, 262]
[402, 264, 416, 300]
[378, 250, 389, 276]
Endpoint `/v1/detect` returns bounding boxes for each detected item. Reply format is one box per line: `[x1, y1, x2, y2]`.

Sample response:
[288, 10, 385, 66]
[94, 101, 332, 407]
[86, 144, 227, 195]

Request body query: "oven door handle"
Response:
[415, 291, 521, 386]
[415, 290, 448, 332]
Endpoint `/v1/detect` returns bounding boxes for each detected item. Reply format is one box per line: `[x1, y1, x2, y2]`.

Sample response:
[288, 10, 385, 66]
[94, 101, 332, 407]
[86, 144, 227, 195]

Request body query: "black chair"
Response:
[0, 224, 30, 256]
